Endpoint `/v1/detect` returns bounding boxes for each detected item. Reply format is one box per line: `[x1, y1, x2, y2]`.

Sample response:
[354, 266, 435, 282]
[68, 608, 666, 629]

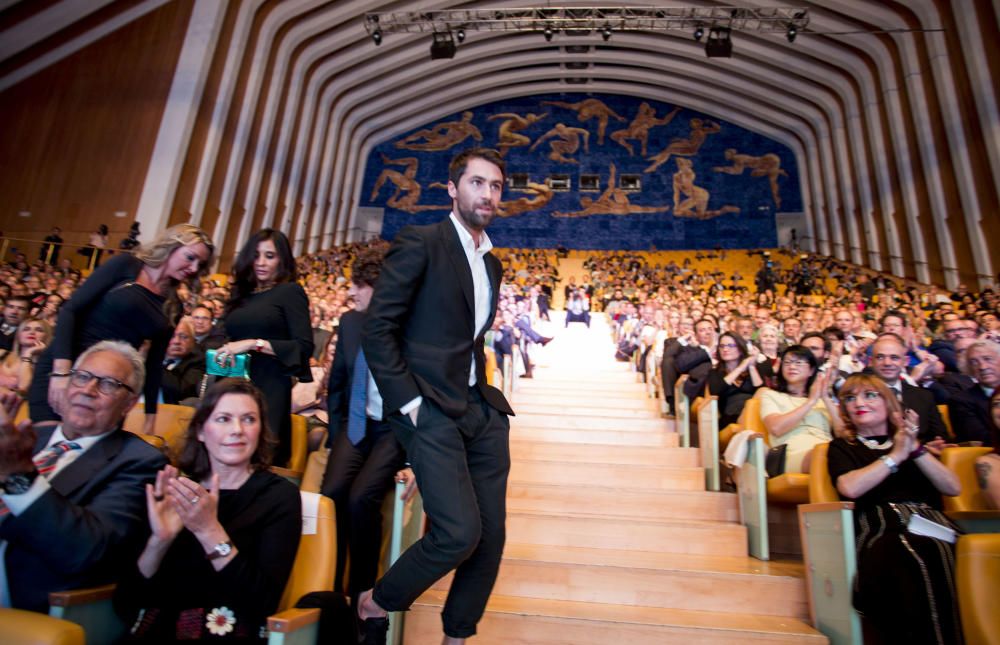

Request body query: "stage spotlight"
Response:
[456, 28, 466, 43]
[786, 25, 798, 43]
[430, 32, 457, 59]
[601, 25, 612, 41]
[543, 24, 554, 41]
[371, 28, 382, 45]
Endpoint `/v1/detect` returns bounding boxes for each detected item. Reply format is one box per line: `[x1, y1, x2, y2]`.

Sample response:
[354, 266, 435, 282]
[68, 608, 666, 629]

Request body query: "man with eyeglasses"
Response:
[189, 305, 225, 352]
[0, 340, 166, 612]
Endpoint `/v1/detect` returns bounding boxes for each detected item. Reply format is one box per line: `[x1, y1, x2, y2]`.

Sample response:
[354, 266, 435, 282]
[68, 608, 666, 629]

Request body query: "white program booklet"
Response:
[907, 514, 957, 544]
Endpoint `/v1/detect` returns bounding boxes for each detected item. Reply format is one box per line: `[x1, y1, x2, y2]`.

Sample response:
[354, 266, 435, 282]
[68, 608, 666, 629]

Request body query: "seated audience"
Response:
[0, 341, 167, 611]
[0, 318, 50, 393]
[564, 289, 591, 327]
[0, 296, 30, 352]
[939, 339, 999, 445]
[114, 379, 301, 641]
[707, 332, 768, 428]
[758, 345, 841, 473]
[160, 318, 206, 405]
[828, 374, 961, 644]
[677, 318, 718, 399]
[190, 305, 226, 352]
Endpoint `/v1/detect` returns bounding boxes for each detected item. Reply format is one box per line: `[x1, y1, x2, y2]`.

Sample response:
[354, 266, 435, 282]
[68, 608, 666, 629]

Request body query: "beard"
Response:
[455, 197, 496, 231]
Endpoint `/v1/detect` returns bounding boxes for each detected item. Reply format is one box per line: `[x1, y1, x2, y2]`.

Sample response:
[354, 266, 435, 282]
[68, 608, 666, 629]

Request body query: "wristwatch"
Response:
[0, 469, 39, 495]
[254, 339, 264, 352]
[879, 455, 899, 474]
[206, 541, 234, 560]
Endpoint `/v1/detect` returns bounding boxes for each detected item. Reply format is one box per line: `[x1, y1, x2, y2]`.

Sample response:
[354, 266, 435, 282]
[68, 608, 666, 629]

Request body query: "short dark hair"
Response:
[179, 379, 276, 481]
[449, 147, 506, 186]
[776, 345, 820, 394]
[695, 317, 717, 331]
[351, 246, 385, 288]
[821, 325, 846, 341]
[800, 332, 831, 353]
[880, 310, 908, 328]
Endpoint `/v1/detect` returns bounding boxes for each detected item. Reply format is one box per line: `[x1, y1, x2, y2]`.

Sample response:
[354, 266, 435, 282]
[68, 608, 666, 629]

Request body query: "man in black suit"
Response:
[0, 296, 30, 353]
[320, 246, 410, 604]
[0, 340, 166, 611]
[940, 340, 999, 445]
[359, 148, 514, 644]
[160, 318, 206, 404]
[869, 334, 948, 448]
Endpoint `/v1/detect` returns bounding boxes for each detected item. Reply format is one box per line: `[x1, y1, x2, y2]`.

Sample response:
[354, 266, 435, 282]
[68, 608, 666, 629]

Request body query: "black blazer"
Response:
[363, 218, 513, 419]
[0, 428, 166, 611]
[327, 309, 365, 440]
[899, 382, 948, 443]
[161, 353, 206, 404]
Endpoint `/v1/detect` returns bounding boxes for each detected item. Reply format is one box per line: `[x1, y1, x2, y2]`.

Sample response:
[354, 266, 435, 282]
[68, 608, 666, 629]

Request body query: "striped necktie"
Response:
[0, 440, 81, 516]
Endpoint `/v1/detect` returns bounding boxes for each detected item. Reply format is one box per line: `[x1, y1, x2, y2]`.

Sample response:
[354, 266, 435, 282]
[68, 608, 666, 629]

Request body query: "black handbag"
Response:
[765, 443, 787, 478]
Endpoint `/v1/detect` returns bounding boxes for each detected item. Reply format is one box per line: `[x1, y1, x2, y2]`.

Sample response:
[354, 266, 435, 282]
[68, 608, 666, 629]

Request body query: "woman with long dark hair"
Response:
[828, 374, 962, 644]
[115, 379, 301, 642]
[706, 331, 769, 428]
[215, 229, 313, 465]
[28, 224, 214, 432]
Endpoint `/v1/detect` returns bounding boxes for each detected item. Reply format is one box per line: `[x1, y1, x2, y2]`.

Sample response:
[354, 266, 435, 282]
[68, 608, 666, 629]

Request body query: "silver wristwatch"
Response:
[206, 541, 233, 560]
[879, 455, 899, 474]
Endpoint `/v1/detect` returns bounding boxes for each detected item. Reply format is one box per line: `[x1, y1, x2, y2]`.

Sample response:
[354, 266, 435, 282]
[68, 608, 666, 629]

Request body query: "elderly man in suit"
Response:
[0, 340, 166, 611]
[358, 148, 515, 644]
[321, 246, 411, 606]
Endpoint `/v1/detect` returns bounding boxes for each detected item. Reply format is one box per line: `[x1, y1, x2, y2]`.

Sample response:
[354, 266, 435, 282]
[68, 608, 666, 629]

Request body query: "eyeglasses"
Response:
[841, 390, 882, 405]
[718, 343, 739, 349]
[783, 358, 811, 367]
[68, 369, 135, 395]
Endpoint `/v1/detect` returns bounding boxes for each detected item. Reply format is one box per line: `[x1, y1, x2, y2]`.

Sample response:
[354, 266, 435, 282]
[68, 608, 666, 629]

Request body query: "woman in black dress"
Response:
[706, 331, 769, 428]
[828, 373, 962, 644]
[215, 229, 313, 466]
[28, 224, 214, 432]
[116, 379, 301, 642]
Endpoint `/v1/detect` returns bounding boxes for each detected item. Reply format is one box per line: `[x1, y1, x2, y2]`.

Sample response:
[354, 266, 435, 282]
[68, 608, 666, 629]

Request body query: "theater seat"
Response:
[957, 533, 1000, 645]
[734, 397, 812, 560]
[123, 403, 194, 463]
[0, 609, 85, 645]
[484, 346, 499, 387]
[693, 395, 720, 491]
[938, 404, 954, 441]
[941, 446, 1000, 533]
[267, 492, 335, 644]
[797, 442, 862, 644]
[287, 414, 309, 476]
[674, 374, 691, 447]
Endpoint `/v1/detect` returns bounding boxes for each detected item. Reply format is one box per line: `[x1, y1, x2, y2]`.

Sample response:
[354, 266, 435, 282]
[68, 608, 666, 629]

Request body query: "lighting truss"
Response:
[364, 6, 810, 37]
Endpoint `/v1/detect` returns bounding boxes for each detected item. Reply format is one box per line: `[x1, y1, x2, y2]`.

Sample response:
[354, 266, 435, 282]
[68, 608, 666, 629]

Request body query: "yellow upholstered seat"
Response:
[938, 404, 955, 441]
[941, 446, 1000, 533]
[808, 442, 839, 504]
[123, 403, 194, 463]
[956, 533, 1000, 645]
[287, 414, 309, 474]
[0, 608, 85, 645]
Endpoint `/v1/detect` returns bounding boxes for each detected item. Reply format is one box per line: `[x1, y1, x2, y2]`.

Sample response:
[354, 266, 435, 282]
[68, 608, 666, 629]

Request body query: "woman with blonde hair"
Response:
[28, 223, 214, 432]
[0, 318, 51, 393]
[828, 373, 962, 644]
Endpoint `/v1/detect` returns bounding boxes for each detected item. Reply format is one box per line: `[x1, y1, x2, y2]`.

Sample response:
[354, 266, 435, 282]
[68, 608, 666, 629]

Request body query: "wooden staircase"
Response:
[403, 315, 826, 643]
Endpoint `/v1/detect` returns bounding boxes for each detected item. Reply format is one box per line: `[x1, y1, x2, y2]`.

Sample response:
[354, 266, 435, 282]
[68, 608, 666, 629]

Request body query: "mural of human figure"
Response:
[369, 154, 448, 213]
[610, 103, 681, 157]
[529, 123, 590, 164]
[672, 158, 740, 219]
[554, 163, 670, 217]
[542, 98, 625, 145]
[488, 112, 547, 156]
[645, 118, 722, 173]
[712, 148, 789, 208]
[394, 111, 482, 151]
[497, 182, 555, 217]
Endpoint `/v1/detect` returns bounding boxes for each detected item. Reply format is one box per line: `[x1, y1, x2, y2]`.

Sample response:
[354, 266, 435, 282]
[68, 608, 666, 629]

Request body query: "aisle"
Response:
[404, 314, 826, 643]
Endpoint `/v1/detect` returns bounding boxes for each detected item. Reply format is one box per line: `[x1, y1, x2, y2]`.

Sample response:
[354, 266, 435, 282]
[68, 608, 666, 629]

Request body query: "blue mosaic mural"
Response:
[360, 93, 801, 250]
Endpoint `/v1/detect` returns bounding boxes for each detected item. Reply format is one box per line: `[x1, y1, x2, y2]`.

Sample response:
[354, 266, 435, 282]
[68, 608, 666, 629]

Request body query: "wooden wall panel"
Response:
[0, 0, 191, 248]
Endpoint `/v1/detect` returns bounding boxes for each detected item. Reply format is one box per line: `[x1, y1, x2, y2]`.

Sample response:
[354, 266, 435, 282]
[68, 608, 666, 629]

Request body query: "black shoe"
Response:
[540, 336, 554, 346]
[360, 616, 388, 645]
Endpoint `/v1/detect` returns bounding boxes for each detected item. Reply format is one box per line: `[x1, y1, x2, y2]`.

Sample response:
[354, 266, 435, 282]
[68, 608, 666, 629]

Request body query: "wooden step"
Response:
[513, 401, 662, 419]
[527, 371, 641, 385]
[511, 413, 666, 432]
[510, 426, 677, 447]
[513, 390, 660, 408]
[508, 460, 704, 490]
[518, 380, 647, 395]
[431, 544, 808, 618]
[403, 591, 827, 644]
[507, 511, 747, 557]
[510, 441, 697, 467]
[507, 483, 738, 522]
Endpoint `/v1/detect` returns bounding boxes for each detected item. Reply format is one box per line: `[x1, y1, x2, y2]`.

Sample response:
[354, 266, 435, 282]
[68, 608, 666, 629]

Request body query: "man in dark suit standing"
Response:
[869, 334, 949, 449]
[0, 340, 166, 611]
[358, 148, 514, 644]
[320, 246, 410, 605]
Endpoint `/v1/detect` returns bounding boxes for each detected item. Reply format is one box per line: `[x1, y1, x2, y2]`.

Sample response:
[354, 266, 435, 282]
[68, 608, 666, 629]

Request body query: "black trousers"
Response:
[373, 387, 510, 639]
[321, 420, 406, 598]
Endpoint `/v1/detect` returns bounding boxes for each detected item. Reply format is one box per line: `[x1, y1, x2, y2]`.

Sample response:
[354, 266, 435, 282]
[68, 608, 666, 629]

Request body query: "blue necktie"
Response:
[347, 349, 368, 445]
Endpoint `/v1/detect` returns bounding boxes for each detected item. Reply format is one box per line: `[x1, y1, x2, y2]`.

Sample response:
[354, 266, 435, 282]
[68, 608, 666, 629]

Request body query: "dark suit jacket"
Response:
[161, 353, 206, 404]
[900, 382, 948, 443]
[363, 218, 513, 419]
[938, 379, 993, 445]
[327, 309, 365, 441]
[0, 428, 166, 611]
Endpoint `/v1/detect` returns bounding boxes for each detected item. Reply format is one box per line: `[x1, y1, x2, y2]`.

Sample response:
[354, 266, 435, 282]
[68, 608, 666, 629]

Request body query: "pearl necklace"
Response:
[858, 435, 893, 450]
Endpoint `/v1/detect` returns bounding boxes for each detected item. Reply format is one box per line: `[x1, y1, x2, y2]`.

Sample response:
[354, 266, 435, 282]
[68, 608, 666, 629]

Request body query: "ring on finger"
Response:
[190, 495, 199, 504]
